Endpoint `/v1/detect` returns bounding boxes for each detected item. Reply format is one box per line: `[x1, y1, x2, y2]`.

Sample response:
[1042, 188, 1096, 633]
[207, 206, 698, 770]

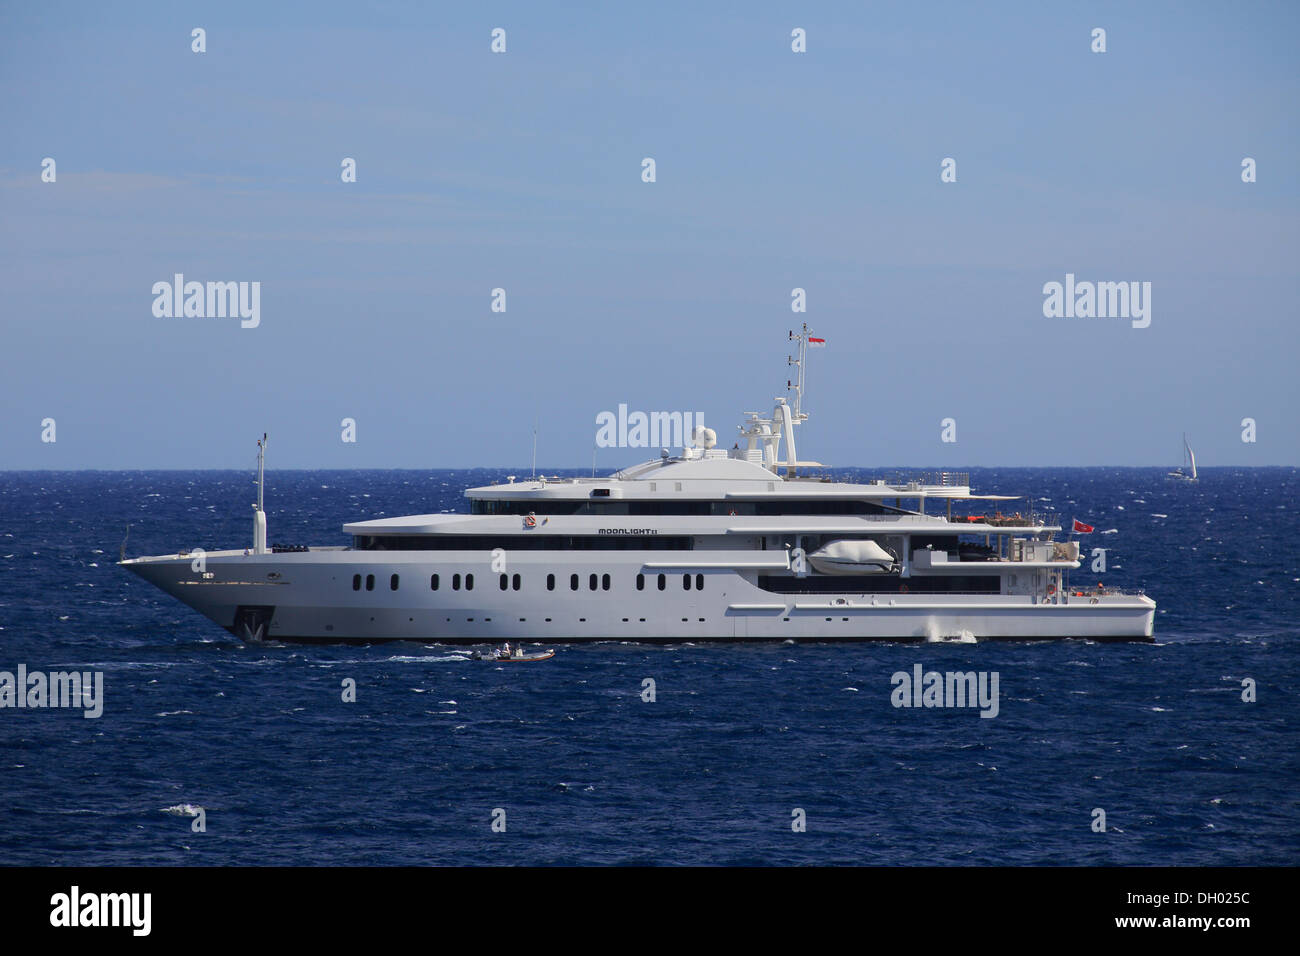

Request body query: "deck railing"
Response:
[1065, 585, 1145, 598]
[883, 470, 970, 488]
[947, 511, 1060, 528]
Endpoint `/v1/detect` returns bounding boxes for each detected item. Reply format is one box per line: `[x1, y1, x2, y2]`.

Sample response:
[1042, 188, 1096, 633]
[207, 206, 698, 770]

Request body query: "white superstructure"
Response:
[121, 326, 1155, 643]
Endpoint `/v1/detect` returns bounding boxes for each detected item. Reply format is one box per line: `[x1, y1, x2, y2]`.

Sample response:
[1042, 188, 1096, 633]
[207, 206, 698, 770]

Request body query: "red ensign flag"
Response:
[1072, 518, 1094, 533]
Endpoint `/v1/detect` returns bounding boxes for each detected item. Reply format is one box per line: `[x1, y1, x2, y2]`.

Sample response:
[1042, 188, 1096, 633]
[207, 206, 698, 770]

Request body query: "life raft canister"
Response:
[523, 514, 537, 528]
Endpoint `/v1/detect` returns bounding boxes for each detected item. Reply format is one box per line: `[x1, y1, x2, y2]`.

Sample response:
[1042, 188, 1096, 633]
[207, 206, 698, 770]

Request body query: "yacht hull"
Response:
[120, 550, 1156, 644]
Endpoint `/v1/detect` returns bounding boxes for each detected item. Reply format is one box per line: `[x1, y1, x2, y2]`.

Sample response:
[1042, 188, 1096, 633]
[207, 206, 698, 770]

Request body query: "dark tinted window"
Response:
[757, 574, 1000, 594]
[355, 534, 692, 551]
[469, 498, 899, 517]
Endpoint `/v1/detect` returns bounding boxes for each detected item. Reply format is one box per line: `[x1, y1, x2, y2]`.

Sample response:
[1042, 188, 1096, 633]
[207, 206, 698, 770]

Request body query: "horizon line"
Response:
[1, 464, 1294, 474]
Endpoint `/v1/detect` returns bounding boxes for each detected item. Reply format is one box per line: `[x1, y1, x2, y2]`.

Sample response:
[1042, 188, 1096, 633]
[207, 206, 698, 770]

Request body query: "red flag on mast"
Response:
[1072, 518, 1094, 533]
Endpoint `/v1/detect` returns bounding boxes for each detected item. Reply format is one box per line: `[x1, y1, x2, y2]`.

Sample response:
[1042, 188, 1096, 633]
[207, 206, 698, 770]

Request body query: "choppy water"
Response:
[1, 468, 1296, 865]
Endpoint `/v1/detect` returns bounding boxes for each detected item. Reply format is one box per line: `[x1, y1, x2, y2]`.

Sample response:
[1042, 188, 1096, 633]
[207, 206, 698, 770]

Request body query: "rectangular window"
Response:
[756, 574, 999, 595]
[354, 533, 693, 551]
[459, 499, 898, 520]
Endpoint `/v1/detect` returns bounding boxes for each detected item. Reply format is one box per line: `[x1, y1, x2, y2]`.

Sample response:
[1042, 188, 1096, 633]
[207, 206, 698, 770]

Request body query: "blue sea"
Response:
[1, 467, 1296, 866]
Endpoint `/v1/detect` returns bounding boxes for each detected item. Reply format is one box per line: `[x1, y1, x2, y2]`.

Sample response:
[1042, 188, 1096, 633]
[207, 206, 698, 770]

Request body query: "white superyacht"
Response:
[121, 327, 1155, 643]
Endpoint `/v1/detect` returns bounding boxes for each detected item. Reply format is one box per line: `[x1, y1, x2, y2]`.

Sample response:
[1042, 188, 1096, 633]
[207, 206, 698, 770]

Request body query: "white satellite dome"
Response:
[694, 426, 717, 449]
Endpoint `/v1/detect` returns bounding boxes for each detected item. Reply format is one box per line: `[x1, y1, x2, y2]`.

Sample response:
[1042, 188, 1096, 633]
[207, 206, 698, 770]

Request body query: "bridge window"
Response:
[355, 532, 692, 550]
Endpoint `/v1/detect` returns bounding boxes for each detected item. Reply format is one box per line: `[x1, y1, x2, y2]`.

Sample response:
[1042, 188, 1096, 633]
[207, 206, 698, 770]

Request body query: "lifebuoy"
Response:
[1047, 583, 1057, 595]
[523, 514, 536, 528]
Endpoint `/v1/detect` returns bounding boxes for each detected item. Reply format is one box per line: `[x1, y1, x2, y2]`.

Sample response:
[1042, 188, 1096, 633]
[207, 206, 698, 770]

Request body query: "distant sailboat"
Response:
[1166, 433, 1198, 481]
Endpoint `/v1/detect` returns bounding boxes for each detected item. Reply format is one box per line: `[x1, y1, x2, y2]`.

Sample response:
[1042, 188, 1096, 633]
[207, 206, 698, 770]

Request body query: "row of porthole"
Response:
[490, 572, 706, 593]
[352, 572, 706, 593]
[360, 615, 721, 629]
[638, 573, 704, 592]
[352, 573, 407, 592]
[351, 573, 480, 592]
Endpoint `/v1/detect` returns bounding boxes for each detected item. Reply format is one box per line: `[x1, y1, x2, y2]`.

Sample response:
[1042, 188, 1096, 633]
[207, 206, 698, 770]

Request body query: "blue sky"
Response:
[2, 1, 1296, 469]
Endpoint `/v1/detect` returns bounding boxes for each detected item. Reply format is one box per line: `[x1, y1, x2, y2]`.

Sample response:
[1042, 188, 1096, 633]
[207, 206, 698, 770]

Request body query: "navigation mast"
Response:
[253, 433, 268, 554]
[736, 325, 818, 476]
[788, 323, 812, 421]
